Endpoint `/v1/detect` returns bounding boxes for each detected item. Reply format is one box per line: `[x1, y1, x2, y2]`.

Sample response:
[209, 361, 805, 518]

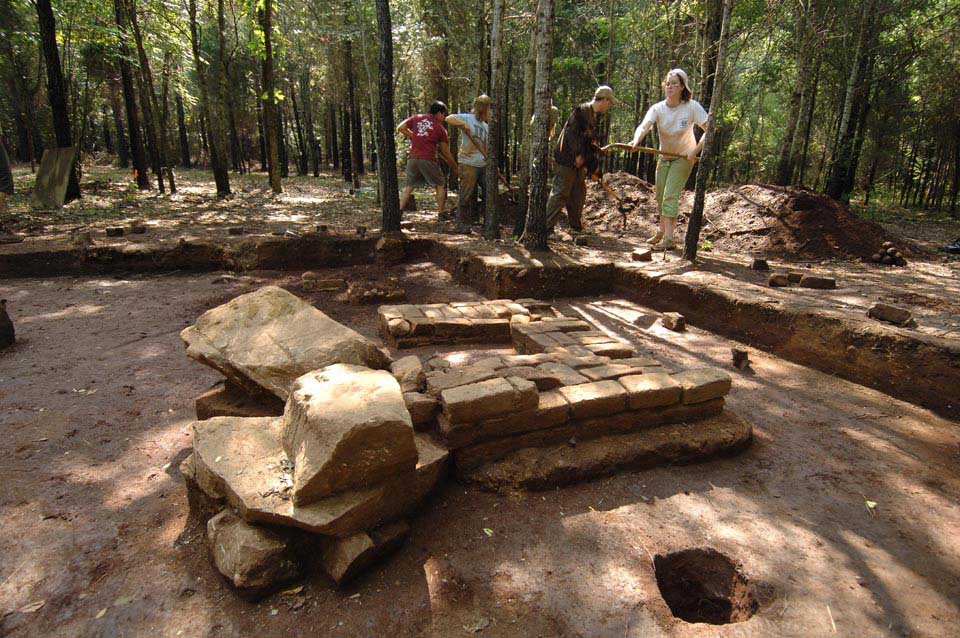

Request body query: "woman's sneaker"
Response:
[647, 232, 663, 245]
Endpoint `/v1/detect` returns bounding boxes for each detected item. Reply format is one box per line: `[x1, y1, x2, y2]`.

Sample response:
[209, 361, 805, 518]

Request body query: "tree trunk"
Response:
[343, 40, 364, 182]
[682, 0, 733, 262]
[127, 0, 174, 192]
[278, 108, 289, 178]
[825, 0, 878, 201]
[256, 101, 267, 171]
[340, 105, 353, 189]
[291, 90, 308, 176]
[520, 0, 554, 250]
[774, 0, 817, 185]
[484, 0, 506, 239]
[111, 93, 130, 168]
[36, 0, 81, 201]
[375, 0, 401, 231]
[188, 0, 229, 194]
[329, 102, 340, 169]
[301, 73, 319, 177]
[515, 22, 538, 236]
[418, 0, 450, 104]
[258, 0, 282, 193]
[176, 93, 191, 168]
[794, 52, 821, 186]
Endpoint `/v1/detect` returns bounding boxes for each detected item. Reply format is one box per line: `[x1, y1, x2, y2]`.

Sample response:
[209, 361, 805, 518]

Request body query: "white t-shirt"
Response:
[454, 113, 488, 168]
[637, 99, 708, 157]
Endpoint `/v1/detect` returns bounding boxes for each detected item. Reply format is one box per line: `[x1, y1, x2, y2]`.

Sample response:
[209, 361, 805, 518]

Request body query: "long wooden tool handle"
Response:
[459, 124, 513, 190]
[601, 143, 699, 162]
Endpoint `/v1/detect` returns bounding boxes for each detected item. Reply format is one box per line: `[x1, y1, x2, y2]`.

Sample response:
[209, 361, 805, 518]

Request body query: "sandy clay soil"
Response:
[1, 261, 959, 638]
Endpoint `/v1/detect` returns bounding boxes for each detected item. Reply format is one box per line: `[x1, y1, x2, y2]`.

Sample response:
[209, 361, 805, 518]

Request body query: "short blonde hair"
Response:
[473, 94, 490, 117]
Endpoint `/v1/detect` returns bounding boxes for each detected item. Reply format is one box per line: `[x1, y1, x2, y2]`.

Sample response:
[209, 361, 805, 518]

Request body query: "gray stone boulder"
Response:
[282, 364, 417, 505]
[206, 510, 299, 598]
[192, 416, 417, 537]
[181, 286, 389, 400]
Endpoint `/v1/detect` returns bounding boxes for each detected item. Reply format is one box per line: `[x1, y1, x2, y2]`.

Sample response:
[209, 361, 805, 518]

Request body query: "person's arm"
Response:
[397, 117, 414, 139]
[439, 141, 458, 174]
[571, 107, 588, 168]
[445, 114, 466, 128]
[687, 102, 710, 161]
[629, 121, 653, 148]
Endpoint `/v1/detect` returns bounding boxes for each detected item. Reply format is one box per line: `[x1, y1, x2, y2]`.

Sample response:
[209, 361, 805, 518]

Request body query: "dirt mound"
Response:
[582, 174, 908, 261]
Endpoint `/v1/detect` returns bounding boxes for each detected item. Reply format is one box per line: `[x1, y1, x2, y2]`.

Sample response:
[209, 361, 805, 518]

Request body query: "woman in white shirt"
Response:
[628, 68, 708, 249]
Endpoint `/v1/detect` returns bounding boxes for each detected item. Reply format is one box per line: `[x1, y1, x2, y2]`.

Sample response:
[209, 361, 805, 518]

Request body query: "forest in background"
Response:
[2, 0, 958, 223]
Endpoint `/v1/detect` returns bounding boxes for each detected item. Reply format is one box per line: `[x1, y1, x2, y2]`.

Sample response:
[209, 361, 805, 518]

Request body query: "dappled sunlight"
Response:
[19, 303, 106, 323]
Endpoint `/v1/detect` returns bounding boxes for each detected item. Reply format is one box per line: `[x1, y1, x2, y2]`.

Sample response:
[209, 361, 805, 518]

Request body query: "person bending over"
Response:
[398, 101, 459, 218]
[445, 95, 490, 234]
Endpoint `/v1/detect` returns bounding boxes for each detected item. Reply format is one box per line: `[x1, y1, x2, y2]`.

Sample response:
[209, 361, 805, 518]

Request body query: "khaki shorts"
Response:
[405, 158, 444, 188]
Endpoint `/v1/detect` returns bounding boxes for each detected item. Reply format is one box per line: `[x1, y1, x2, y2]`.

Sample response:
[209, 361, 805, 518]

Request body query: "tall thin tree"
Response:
[682, 0, 733, 262]
[258, 0, 282, 193]
[375, 0, 401, 232]
[484, 0, 506, 239]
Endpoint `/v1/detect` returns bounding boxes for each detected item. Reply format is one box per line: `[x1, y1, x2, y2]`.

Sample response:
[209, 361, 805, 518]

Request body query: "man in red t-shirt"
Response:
[397, 101, 459, 217]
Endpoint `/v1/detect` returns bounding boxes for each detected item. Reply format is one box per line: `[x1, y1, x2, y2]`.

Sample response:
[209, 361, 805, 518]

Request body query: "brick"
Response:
[471, 318, 512, 340]
[661, 312, 686, 331]
[499, 366, 562, 391]
[549, 331, 576, 345]
[434, 318, 475, 339]
[425, 366, 501, 396]
[618, 356, 662, 368]
[867, 302, 913, 326]
[558, 380, 628, 418]
[441, 390, 570, 447]
[672, 368, 732, 404]
[584, 342, 635, 359]
[569, 334, 617, 346]
[618, 373, 683, 409]
[553, 354, 613, 369]
[537, 362, 590, 386]
[527, 332, 560, 352]
[768, 273, 790, 287]
[539, 318, 592, 332]
[404, 392, 438, 430]
[501, 353, 555, 367]
[440, 376, 538, 423]
[799, 275, 836, 289]
[545, 345, 595, 358]
[579, 364, 644, 382]
[391, 355, 425, 392]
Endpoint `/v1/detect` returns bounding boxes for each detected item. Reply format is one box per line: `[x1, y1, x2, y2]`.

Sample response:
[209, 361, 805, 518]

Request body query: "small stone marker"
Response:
[356, 225, 367, 238]
[129, 223, 147, 234]
[750, 258, 769, 271]
[867, 303, 913, 327]
[105, 227, 124, 237]
[228, 226, 245, 235]
[731, 348, 750, 370]
[787, 272, 804, 283]
[632, 248, 653, 262]
[661, 312, 686, 332]
[799, 275, 836, 290]
[768, 274, 790, 287]
[31, 147, 76, 208]
[574, 234, 591, 246]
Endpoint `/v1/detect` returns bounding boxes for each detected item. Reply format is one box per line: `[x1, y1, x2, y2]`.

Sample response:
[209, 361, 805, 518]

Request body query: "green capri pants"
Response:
[655, 158, 694, 219]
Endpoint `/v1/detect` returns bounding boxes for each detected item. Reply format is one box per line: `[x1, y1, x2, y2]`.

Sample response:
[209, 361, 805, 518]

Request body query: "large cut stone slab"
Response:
[192, 416, 415, 537]
[440, 376, 538, 424]
[182, 286, 389, 400]
[672, 368, 732, 404]
[321, 520, 410, 585]
[461, 411, 753, 491]
[283, 365, 416, 504]
[618, 373, 683, 409]
[206, 510, 299, 597]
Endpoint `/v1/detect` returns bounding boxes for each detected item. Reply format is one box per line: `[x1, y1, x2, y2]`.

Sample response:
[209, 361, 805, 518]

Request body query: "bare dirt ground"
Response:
[2, 266, 959, 637]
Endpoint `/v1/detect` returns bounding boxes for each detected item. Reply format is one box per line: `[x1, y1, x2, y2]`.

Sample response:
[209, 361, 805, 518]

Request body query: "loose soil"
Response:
[583, 172, 921, 261]
[2, 270, 959, 637]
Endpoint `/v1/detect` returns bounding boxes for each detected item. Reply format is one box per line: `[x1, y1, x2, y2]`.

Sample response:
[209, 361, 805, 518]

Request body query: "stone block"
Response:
[558, 380, 628, 419]
[661, 312, 686, 332]
[282, 365, 416, 504]
[536, 362, 590, 386]
[867, 302, 913, 326]
[193, 417, 417, 537]
[527, 332, 561, 352]
[750, 258, 769, 271]
[580, 364, 646, 382]
[404, 392, 438, 430]
[414, 433, 450, 502]
[501, 353, 555, 367]
[425, 366, 501, 396]
[545, 345, 595, 358]
[440, 390, 570, 447]
[391, 356, 425, 392]
[470, 318, 512, 340]
[195, 383, 285, 420]
[181, 286, 389, 400]
[539, 318, 592, 332]
[584, 342, 635, 359]
[207, 510, 299, 598]
[433, 318, 476, 339]
[106, 227, 124, 237]
[303, 278, 346, 292]
[181, 453, 225, 522]
[31, 147, 76, 208]
[553, 355, 613, 369]
[632, 248, 653, 262]
[618, 373, 683, 409]
[799, 275, 836, 289]
[673, 368, 732, 404]
[440, 376, 538, 424]
[787, 271, 804, 283]
[321, 520, 409, 585]
[768, 274, 790, 287]
[499, 366, 562, 391]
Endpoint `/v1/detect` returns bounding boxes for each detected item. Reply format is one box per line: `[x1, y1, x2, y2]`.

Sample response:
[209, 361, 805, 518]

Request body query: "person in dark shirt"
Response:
[544, 85, 618, 233]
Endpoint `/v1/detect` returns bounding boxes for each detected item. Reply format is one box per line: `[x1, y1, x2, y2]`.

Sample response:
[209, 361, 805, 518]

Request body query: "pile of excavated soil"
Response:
[582, 172, 909, 261]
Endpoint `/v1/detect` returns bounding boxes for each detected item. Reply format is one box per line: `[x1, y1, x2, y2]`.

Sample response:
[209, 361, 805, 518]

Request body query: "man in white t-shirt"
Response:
[628, 68, 708, 249]
[446, 95, 490, 234]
